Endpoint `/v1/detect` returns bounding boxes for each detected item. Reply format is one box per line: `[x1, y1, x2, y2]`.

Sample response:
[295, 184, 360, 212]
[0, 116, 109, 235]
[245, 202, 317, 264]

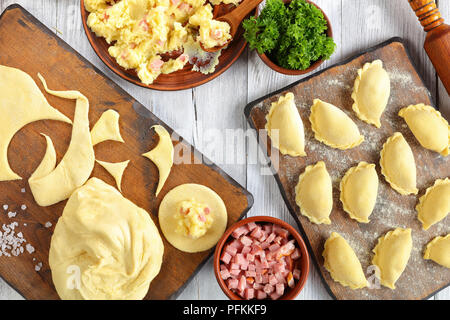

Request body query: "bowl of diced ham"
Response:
[214, 216, 309, 300]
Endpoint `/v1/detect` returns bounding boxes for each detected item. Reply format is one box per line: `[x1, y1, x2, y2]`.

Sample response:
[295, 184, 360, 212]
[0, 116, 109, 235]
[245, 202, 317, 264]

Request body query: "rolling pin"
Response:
[409, 0, 450, 95]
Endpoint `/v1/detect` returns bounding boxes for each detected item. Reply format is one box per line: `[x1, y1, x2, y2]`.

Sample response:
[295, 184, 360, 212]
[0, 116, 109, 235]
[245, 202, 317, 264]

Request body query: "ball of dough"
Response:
[49, 178, 164, 300]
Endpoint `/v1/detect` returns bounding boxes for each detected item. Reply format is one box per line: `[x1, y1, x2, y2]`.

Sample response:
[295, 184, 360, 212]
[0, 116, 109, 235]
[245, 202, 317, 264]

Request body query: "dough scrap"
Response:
[372, 228, 412, 289]
[96, 160, 130, 192]
[49, 178, 164, 300]
[310, 99, 364, 150]
[323, 232, 367, 289]
[340, 162, 378, 223]
[399, 104, 449, 156]
[0, 65, 71, 181]
[159, 183, 227, 253]
[29, 134, 57, 181]
[424, 234, 450, 268]
[91, 109, 124, 146]
[380, 132, 418, 195]
[352, 60, 390, 128]
[142, 125, 173, 196]
[416, 178, 450, 230]
[265, 92, 306, 157]
[295, 161, 332, 225]
[28, 74, 95, 206]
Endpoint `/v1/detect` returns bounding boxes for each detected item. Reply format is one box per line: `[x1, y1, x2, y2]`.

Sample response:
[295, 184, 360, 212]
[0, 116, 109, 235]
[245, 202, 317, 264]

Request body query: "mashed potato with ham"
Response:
[85, 0, 237, 85]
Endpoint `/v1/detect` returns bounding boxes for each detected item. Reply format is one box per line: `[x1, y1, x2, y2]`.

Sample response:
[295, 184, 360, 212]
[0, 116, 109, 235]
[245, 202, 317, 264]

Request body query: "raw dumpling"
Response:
[295, 161, 332, 224]
[380, 132, 418, 195]
[424, 235, 450, 268]
[399, 104, 449, 156]
[265, 92, 306, 157]
[352, 60, 390, 128]
[416, 178, 449, 230]
[310, 99, 364, 150]
[323, 232, 368, 289]
[340, 162, 378, 223]
[372, 228, 412, 289]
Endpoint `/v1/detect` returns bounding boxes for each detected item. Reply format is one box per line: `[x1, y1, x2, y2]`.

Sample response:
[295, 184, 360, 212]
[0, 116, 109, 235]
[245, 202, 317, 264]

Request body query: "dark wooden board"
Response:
[245, 38, 450, 300]
[0, 5, 253, 300]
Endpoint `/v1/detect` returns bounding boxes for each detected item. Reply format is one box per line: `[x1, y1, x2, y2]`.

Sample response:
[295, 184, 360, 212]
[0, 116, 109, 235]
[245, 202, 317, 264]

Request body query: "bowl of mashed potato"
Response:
[81, 0, 249, 90]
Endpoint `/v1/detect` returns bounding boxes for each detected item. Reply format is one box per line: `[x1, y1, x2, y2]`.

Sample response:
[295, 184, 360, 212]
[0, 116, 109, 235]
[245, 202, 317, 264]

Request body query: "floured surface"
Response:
[246, 40, 450, 300]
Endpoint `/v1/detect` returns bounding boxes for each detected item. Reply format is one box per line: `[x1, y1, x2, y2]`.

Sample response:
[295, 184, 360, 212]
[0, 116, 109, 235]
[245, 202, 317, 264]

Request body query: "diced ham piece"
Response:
[263, 284, 274, 294]
[269, 275, 277, 286]
[231, 225, 249, 239]
[227, 278, 238, 289]
[170, 0, 180, 5]
[157, 39, 165, 47]
[220, 251, 232, 264]
[198, 214, 206, 222]
[246, 277, 255, 285]
[246, 253, 255, 262]
[238, 276, 246, 292]
[269, 243, 280, 252]
[270, 292, 282, 300]
[265, 232, 276, 244]
[210, 29, 223, 40]
[257, 290, 267, 300]
[287, 272, 295, 288]
[253, 283, 263, 290]
[178, 2, 192, 12]
[139, 18, 149, 32]
[240, 235, 253, 247]
[245, 270, 256, 278]
[293, 268, 301, 280]
[291, 248, 301, 260]
[230, 263, 239, 270]
[276, 283, 285, 296]
[250, 226, 263, 239]
[276, 240, 296, 259]
[241, 246, 251, 255]
[250, 244, 262, 255]
[220, 268, 231, 280]
[203, 206, 210, 215]
[263, 224, 272, 234]
[229, 239, 244, 251]
[230, 269, 241, 277]
[244, 288, 254, 300]
[248, 263, 256, 271]
[224, 244, 237, 256]
[247, 222, 258, 231]
[149, 59, 164, 72]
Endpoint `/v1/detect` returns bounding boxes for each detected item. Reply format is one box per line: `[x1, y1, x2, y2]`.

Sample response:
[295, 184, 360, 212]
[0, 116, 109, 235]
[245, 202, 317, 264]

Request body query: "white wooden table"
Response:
[0, 0, 448, 300]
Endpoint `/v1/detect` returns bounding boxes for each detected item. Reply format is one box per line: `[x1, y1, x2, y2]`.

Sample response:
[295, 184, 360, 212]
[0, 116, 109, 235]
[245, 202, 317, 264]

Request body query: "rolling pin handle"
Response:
[408, 0, 444, 32]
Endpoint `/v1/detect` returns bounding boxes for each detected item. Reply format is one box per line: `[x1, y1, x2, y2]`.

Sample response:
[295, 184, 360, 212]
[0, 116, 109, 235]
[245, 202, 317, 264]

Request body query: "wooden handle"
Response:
[408, 0, 445, 32]
[219, 0, 264, 36]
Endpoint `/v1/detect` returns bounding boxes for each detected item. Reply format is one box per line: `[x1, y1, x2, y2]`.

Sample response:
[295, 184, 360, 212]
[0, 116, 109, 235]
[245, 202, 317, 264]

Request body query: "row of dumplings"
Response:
[264, 59, 450, 290]
[323, 229, 449, 290]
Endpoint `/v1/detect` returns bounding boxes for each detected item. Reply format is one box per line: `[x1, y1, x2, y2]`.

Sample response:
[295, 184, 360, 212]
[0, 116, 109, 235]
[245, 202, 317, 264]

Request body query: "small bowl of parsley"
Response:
[243, 0, 336, 75]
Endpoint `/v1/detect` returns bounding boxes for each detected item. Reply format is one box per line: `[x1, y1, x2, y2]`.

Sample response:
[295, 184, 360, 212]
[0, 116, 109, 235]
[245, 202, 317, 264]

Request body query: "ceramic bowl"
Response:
[213, 215, 310, 300]
[256, 0, 333, 75]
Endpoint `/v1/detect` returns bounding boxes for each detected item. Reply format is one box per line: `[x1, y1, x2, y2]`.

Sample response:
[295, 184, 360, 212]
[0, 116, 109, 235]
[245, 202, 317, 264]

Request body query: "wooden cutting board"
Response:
[245, 38, 450, 300]
[0, 5, 253, 300]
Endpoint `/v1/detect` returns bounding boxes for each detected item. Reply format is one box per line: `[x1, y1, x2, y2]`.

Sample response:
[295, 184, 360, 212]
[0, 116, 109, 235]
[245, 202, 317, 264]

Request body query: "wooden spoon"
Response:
[201, 0, 264, 53]
[408, 0, 450, 95]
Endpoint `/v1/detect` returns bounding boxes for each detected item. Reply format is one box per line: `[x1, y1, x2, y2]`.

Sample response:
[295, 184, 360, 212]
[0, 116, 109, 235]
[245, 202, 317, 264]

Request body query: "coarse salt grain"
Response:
[20, 188, 25, 193]
[3, 205, 8, 210]
[0, 222, 27, 258]
[7, 211, 16, 218]
[21, 205, 26, 210]
[44, 222, 52, 228]
[35, 264, 41, 272]
[26, 244, 35, 254]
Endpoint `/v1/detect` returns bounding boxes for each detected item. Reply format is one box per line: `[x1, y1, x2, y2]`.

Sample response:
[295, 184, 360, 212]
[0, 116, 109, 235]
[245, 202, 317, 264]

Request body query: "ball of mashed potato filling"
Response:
[49, 178, 164, 300]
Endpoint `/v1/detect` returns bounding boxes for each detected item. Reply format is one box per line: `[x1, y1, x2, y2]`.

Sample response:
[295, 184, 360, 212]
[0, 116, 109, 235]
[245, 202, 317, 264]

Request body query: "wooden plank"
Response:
[245, 39, 450, 300]
[0, 5, 252, 300]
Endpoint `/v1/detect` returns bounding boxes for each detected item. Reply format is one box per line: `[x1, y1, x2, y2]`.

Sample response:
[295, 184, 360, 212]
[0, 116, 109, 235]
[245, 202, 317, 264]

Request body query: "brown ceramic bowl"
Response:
[80, 1, 250, 91]
[213, 215, 309, 300]
[256, 0, 333, 75]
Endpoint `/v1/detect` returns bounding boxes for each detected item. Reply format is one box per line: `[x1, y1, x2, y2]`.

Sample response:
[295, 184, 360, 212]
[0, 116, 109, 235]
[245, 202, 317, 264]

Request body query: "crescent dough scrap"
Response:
[0, 65, 71, 181]
[372, 228, 412, 289]
[142, 125, 174, 196]
[340, 162, 379, 223]
[96, 160, 130, 192]
[310, 99, 364, 150]
[28, 74, 95, 206]
[91, 109, 124, 146]
[49, 177, 164, 300]
[323, 232, 368, 289]
[380, 132, 418, 195]
[416, 178, 450, 230]
[399, 104, 449, 156]
[265, 92, 306, 157]
[351, 60, 391, 128]
[159, 183, 227, 253]
[295, 161, 332, 225]
[424, 234, 450, 268]
[29, 134, 57, 181]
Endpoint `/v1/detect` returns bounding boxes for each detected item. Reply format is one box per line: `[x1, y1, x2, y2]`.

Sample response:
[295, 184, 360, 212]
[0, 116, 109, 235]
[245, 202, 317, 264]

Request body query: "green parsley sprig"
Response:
[243, 0, 336, 70]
